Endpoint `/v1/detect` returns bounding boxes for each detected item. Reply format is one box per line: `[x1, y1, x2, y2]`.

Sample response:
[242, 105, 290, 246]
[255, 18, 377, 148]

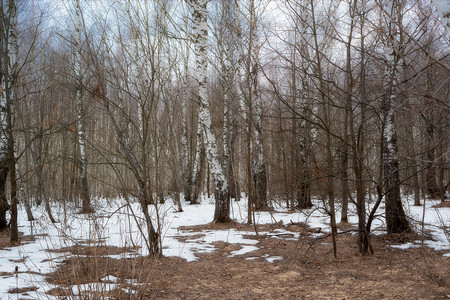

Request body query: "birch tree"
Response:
[233, 0, 268, 212]
[214, 0, 240, 203]
[248, 0, 268, 211]
[0, 0, 18, 242]
[187, 0, 231, 222]
[0, 1, 10, 231]
[381, 0, 410, 234]
[72, 0, 92, 213]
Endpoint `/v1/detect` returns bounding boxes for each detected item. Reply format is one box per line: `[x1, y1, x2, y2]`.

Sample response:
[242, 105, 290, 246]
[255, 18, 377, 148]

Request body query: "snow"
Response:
[431, 0, 450, 37]
[265, 255, 284, 263]
[0, 194, 449, 299]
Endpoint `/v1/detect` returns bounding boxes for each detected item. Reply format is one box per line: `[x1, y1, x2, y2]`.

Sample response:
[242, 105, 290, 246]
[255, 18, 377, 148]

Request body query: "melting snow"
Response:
[0, 194, 448, 299]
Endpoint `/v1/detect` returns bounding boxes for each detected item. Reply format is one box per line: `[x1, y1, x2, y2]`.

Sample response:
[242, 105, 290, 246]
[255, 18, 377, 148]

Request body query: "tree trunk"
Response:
[425, 124, 440, 198]
[188, 0, 230, 222]
[0, 167, 9, 230]
[382, 0, 410, 234]
[248, 0, 267, 211]
[311, 0, 337, 257]
[74, 0, 92, 213]
[341, 1, 354, 223]
[191, 139, 205, 204]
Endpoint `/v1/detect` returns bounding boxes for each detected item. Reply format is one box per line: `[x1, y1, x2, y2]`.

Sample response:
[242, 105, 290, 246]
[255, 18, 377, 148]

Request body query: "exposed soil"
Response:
[433, 201, 450, 208]
[8, 286, 39, 294]
[47, 244, 140, 256]
[0, 228, 43, 250]
[45, 222, 450, 300]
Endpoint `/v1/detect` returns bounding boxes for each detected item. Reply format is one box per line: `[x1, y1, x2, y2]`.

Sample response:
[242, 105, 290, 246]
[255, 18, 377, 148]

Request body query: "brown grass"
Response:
[45, 223, 450, 300]
[7, 286, 39, 294]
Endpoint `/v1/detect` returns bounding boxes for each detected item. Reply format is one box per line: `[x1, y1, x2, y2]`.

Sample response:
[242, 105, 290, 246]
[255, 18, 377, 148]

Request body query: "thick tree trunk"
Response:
[8, 141, 17, 242]
[249, 0, 267, 211]
[0, 167, 9, 230]
[140, 184, 159, 256]
[382, 0, 411, 235]
[0, 0, 18, 238]
[311, 1, 337, 257]
[181, 40, 193, 204]
[188, 0, 230, 222]
[353, 10, 372, 254]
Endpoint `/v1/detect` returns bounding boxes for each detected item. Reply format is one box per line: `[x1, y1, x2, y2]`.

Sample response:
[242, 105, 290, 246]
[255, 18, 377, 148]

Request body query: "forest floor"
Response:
[0, 196, 449, 299]
[43, 224, 450, 300]
[1, 221, 449, 299]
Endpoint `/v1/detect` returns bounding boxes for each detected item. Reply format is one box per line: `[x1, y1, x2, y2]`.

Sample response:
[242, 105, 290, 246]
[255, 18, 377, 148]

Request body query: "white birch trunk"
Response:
[187, 0, 230, 222]
[0, 8, 9, 163]
[382, 0, 410, 234]
[0, 0, 19, 239]
[73, 0, 91, 212]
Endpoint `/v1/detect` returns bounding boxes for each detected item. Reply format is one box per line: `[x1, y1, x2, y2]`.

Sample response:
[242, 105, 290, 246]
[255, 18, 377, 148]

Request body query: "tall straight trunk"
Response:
[297, 8, 313, 210]
[382, 0, 410, 234]
[8, 110, 17, 242]
[0, 2, 10, 231]
[181, 35, 193, 203]
[400, 47, 421, 206]
[0, 1, 17, 234]
[217, 6, 239, 201]
[291, 32, 311, 210]
[223, 68, 237, 201]
[249, 0, 267, 211]
[341, 1, 355, 223]
[188, 0, 230, 222]
[353, 10, 370, 253]
[4, 0, 18, 241]
[0, 167, 8, 230]
[74, 0, 91, 213]
[233, 0, 252, 219]
[311, 0, 337, 257]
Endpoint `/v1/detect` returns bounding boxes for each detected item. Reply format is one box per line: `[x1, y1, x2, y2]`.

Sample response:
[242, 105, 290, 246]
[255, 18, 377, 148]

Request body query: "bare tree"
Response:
[72, 0, 92, 213]
[187, 0, 231, 222]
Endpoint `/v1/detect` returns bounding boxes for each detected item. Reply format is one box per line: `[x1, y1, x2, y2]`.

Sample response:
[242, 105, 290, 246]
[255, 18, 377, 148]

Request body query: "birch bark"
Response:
[217, 0, 239, 201]
[0, 2, 9, 230]
[73, 0, 91, 213]
[187, 0, 230, 222]
[382, 0, 410, 234]
[249, 0, 267, 211]
[181, 21, 193, 203]
[0, 0, 18, 234]
[1, 0, 18, 240]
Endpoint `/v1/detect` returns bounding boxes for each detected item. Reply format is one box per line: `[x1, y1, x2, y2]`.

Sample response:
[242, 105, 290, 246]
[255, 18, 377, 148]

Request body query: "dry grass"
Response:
[7, 286, 39, 294]
[44, 223, 450, 299]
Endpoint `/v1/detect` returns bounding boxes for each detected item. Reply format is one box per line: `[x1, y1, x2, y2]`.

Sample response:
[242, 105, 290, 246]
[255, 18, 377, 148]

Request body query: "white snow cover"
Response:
[0, 194, 448, 299]
[432, 0, 450, 37]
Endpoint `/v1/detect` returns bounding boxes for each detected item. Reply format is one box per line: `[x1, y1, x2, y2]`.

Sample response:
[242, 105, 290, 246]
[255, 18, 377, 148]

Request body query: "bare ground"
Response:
[1, 220, 449, 299]
[40, 222, 450, 300]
